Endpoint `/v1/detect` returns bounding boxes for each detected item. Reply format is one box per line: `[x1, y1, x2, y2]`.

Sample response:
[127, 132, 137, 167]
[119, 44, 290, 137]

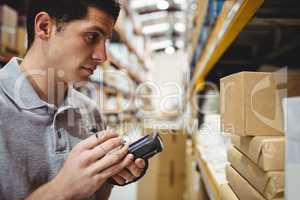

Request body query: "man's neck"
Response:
[20, 48, 68, 107]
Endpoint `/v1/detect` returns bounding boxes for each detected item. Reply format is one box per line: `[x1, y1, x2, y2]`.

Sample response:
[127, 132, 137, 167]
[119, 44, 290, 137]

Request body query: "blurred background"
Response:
[1, 0, 300, 199]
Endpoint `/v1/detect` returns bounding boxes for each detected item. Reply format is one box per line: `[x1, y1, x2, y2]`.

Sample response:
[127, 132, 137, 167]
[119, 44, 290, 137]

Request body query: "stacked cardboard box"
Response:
[0, 5, 18, 54]
[220, 184, 238, 200]
[137, 128, 186, 200]
[16, 15, 27, 57]
[220, 72, 287, 200]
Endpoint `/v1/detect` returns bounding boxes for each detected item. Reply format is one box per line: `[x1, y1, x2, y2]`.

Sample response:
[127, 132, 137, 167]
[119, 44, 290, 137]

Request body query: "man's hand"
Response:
[111, 157, 146, 185]
[25, 131, 134, 200]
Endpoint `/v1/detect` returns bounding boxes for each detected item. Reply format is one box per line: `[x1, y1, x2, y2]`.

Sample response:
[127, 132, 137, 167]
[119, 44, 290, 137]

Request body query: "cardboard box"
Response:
[220, 72, 285, 136]
[0, 5, 18, 53]
[219, 184, 238, 200]
[137, 170, 185, 200]
[228, 146, 284, 199]
[16, 27, 27, 56]
[0, 5, 18, 27]
[226, 165, 266, 200]
[138, 128, 186, 200]
[0, 25, 17, 53]
[226, 165, 284, 200]
[286, 73, 300, 97]
[144, 128, 186, 175]
[231, 135, 285, 171]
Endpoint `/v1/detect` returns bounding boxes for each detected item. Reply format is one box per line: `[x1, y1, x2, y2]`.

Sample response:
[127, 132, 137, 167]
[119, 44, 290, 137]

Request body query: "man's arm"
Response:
[25, 179, 70, 200]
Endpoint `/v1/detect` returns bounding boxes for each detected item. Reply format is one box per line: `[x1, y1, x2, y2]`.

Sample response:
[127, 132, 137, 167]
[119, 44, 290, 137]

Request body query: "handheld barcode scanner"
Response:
[108, 133, 164, 186]
[128, 133, 164, 160]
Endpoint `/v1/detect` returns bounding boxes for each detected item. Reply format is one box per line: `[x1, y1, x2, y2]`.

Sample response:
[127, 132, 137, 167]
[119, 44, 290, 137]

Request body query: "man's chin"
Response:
[73, 77, 91, 87]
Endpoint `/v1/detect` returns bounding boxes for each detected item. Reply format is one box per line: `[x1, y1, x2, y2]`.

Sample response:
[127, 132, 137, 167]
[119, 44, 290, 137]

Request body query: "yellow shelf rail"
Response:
[191, 0, 264, 93]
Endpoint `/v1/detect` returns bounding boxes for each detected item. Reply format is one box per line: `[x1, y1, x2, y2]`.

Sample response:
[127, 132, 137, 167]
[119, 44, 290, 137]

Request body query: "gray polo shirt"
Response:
[0, 58, 105, 200]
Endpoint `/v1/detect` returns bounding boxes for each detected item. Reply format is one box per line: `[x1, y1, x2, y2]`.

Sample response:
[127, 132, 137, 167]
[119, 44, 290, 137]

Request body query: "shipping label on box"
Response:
[220, 72, 286, 136]
[231, 135, 285, 171]
[228, 146, 284, 199]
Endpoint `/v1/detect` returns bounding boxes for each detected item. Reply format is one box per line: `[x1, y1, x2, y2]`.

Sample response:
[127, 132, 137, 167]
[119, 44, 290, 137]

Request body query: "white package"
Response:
[284, 97, 300, 200]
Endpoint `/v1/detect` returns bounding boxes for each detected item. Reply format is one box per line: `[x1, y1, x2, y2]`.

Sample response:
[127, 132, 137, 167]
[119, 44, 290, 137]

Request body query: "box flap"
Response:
[226, 165, 266, 200]
[259, 137, 285, 171]
[220, 184, 239, 200]
[231, 135, 285, 171]
[228, 146, 284, 199]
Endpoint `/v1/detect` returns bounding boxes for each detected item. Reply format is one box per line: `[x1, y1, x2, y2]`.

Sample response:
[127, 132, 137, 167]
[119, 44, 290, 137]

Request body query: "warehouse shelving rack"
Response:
[188, 1, 264, 199]
[190, 0, 264, 93]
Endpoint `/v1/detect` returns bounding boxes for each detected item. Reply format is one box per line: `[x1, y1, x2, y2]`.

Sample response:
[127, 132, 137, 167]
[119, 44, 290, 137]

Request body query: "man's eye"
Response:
[86, 32, 100, 43]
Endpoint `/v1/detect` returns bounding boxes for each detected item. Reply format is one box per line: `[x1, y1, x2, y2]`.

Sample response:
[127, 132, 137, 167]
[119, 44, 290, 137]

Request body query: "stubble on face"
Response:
[46, 7, 115, 84]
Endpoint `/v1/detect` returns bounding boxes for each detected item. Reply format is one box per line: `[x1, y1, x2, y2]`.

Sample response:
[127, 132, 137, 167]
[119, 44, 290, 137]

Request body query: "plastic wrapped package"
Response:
[117, 76, 134, 93]
[108, 43, 129, 65]
[119, 97, 131, 111]
[105, 97, 118, 111]
[284, 97, 300, 200]
[196, 114, 231, 185]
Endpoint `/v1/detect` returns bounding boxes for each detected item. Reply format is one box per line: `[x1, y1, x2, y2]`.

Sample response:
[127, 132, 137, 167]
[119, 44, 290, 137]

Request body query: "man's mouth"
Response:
[80, 65, 96, 75]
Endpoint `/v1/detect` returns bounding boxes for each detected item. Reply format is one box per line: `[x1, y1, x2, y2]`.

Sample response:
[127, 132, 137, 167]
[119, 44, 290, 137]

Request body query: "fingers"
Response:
[88, 137, 124, 162]
[104, 154, 133, 175]
[127, 162, 141, 177]
[117, 169, 135, 181]
[77, 131, 118, 150]
[95, 154, 134, 180]
[126, 158, 145, 177]
[135, 158, 146, 169]
[90, 145, 129, 174]
[112, 175, 126, 185]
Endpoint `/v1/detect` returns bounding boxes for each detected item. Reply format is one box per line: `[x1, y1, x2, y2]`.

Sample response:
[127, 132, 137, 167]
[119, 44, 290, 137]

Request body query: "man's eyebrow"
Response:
[87, 26, 112, 39]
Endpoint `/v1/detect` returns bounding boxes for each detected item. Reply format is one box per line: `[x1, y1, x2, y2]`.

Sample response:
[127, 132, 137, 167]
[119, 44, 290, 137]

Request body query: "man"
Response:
[0, 0, 146, 199]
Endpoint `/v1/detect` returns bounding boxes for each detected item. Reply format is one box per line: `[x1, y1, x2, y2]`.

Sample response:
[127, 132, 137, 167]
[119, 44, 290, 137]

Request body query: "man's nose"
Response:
[92, 42, 107, 63]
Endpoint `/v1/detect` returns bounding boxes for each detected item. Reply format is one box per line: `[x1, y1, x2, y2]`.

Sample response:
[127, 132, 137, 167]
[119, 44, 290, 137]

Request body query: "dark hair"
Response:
[26, 0, 120, 49]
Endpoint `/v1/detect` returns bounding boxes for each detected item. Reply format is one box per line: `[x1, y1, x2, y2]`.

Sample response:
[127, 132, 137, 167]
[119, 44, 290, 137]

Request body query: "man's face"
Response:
[45, 7, 115, 83]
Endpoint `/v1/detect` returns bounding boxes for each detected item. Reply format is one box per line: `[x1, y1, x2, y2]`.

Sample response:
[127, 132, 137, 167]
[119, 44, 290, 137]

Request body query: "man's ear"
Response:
[34, 12, 53, 41]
